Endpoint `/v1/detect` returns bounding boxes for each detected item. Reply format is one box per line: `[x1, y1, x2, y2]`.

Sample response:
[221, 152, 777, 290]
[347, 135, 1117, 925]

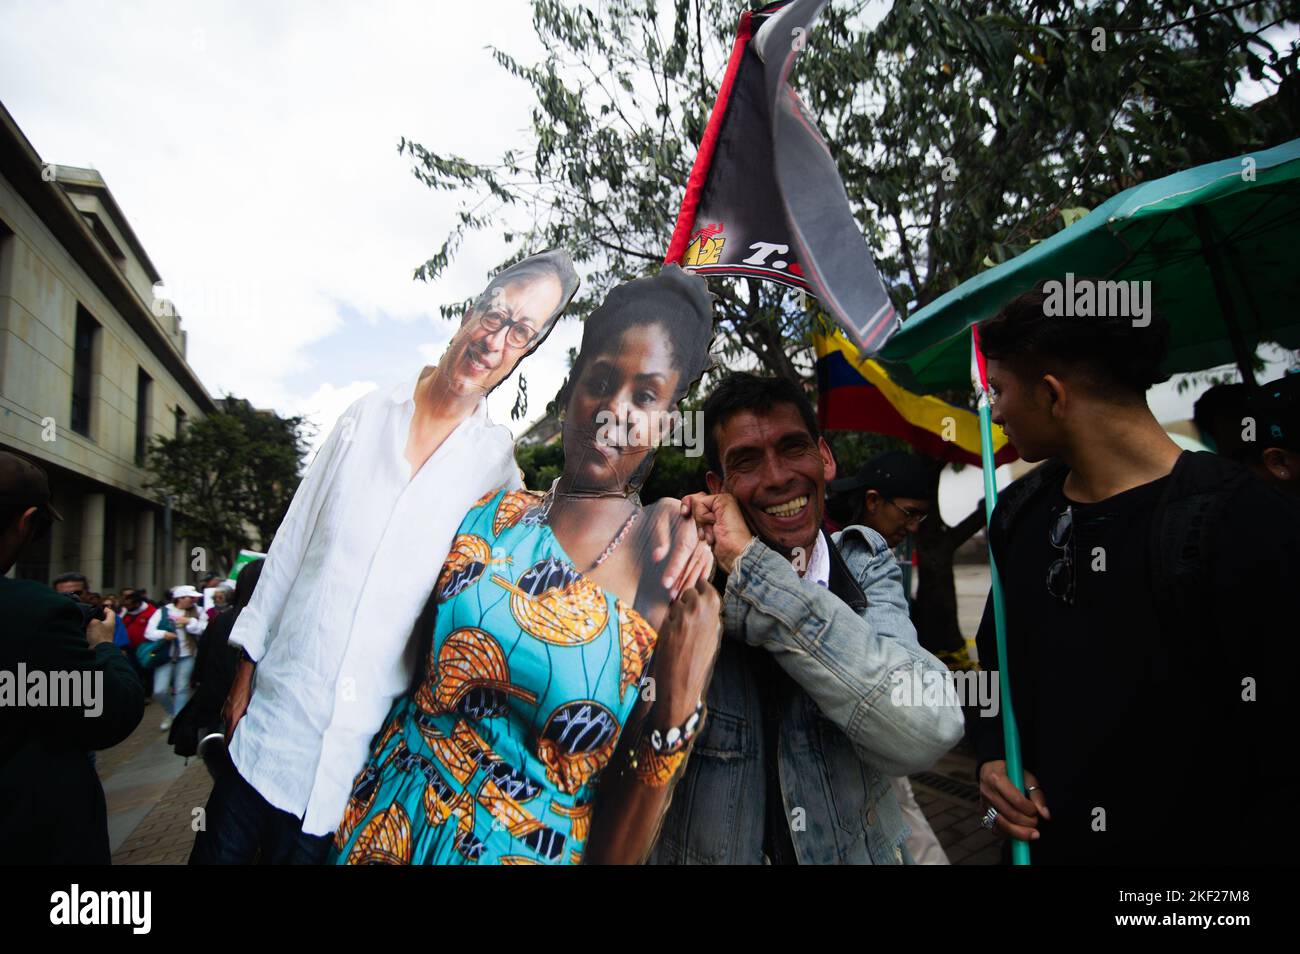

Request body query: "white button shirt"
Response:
[228, 367, 522, 835]
[802, 529, 831, 587]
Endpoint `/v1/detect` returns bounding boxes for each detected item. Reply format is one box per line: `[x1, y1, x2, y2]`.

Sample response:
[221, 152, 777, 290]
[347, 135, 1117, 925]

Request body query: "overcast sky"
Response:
[1, 0, 586, 452]
[2, 0, 1292, 515]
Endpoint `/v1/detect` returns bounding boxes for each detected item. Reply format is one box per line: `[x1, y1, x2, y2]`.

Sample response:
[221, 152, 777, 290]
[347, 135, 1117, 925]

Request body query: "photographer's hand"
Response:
[85, 608, 117, 648]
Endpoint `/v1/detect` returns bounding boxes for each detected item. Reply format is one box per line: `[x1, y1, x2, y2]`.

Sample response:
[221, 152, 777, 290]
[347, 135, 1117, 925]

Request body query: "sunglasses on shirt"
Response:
[1046, 504, 1076, 605]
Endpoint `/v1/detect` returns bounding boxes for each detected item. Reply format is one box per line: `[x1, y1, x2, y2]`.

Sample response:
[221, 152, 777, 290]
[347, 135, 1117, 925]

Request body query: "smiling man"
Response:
[190, 250, 581, 865]
[650, 373, 963, 865]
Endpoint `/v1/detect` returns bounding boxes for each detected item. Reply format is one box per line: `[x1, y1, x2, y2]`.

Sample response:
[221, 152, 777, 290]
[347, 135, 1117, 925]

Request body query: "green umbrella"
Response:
[879, 140, 1300, 865]
[880, 138, 1300, 394]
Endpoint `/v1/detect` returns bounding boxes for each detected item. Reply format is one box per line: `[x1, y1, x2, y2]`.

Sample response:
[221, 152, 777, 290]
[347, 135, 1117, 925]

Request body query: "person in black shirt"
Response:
[0, 452, 145, 863]
[168, 559, 265, 777]
[970, 282, 1300, 865]
[1195, 372, 1300, 496]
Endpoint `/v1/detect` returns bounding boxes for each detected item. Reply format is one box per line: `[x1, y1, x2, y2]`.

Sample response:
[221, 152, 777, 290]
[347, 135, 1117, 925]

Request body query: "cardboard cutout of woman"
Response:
[331, 265, 722, 865]
[198, 251, 580, 866]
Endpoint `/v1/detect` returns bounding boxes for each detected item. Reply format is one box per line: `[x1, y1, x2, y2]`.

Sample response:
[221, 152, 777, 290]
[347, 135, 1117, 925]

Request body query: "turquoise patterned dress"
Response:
[330, 486, 658, 865]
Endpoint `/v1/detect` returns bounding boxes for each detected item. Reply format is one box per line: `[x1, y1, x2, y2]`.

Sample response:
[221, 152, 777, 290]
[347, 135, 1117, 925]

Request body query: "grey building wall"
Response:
[1, 103, 215, 600]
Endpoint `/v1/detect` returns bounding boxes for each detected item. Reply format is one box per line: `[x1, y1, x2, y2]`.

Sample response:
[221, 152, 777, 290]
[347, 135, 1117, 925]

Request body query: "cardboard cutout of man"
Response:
[192, 251, 581, 864]
[328, 265, 724, 865]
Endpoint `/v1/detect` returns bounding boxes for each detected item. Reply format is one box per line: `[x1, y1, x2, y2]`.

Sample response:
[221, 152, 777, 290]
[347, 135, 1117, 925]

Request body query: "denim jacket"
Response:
[649, 526, 964, 865]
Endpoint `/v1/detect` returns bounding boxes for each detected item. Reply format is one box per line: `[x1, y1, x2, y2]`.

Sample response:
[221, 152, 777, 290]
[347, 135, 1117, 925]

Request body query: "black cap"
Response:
[1250, 372, 1300, 453]
[0, 452, 63, 521]
[828, 450, 934, 501]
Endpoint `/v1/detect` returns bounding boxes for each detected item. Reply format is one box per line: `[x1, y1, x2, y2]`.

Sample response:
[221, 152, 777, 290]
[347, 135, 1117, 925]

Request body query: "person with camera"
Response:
[0, 452, 145, 863]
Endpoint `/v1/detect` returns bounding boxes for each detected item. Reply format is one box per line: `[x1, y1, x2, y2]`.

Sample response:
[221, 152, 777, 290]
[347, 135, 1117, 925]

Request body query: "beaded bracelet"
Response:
[647, 700, 706, 755]
[629, 735, 688, 787]
[628, 701, 706, 787]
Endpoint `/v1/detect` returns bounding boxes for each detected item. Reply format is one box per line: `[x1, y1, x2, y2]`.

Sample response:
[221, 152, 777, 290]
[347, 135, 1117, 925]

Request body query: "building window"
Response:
[135, 368, 152, 465]
[70, 305, 99, 437]
[0, 218, 13, 294]
[174, 405, 187, 438]
[0, 222, 11, 397]
[103, 500, 117, 590]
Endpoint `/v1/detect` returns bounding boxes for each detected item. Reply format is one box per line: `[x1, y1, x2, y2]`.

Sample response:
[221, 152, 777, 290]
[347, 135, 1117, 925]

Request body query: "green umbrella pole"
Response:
[972, 327, 1030, 865]
[1192, 205, 1257, 388]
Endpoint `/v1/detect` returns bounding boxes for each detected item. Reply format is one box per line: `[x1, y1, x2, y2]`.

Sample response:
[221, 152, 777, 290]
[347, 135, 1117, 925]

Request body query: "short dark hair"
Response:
[1253, 373, 1300, 454]
[0, 503, 25, 532]
[1193, 382, 1250, 458]
[2, 502, 54, 541]
[977, 279, 1171, 400]
[232, 558, 266, 611]
[52, 571, 88, 589]
[555, 265, 715, 413]
[701, 373, 820, 475]
[471, 248, 578, 322]
[1220, 373, 1300, 460]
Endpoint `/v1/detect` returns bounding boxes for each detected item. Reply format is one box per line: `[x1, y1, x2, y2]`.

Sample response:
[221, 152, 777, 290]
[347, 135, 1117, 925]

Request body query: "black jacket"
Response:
[168, 607, 240, 757]
[972, 452, 1300, 864]
[1, 576, 144, 863]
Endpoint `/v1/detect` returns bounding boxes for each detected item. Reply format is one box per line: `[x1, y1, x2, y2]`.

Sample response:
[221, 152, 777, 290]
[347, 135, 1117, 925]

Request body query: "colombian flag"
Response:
[815, 328, 1018, 467]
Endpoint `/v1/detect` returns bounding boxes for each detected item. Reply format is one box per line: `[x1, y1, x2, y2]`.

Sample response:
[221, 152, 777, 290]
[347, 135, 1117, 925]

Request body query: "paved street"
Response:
[98, 705, 213, 865]
[101, 562, 1000, 865]
[101, 716, 999, 865]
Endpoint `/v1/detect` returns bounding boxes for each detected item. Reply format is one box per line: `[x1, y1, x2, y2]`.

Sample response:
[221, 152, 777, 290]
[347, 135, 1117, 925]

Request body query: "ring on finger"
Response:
[980, 806, 999, 830]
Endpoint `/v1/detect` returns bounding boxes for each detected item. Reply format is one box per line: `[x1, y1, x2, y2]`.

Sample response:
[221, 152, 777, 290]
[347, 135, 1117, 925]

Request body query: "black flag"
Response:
[664, 0, 897, 355]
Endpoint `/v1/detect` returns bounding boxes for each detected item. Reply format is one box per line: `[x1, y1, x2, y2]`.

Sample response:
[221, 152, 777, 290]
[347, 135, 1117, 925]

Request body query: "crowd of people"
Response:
[48, 572, 240, 732]
[3, 257, 1298, 866]
[0, 455, 265, 863]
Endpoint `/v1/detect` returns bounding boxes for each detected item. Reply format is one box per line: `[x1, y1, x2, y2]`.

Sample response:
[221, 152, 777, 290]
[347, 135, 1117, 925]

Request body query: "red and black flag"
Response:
[665, 0, 897, 355]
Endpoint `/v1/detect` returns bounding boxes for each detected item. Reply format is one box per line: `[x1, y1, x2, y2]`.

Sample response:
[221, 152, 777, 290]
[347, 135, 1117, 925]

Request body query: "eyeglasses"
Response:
[477, 310, 540, 350]
[1046, 505, 1075, 605]
[886, 498, 929, 526]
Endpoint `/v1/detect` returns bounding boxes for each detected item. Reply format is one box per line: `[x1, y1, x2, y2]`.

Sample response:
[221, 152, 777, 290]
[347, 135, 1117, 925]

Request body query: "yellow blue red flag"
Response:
[814, 328, 1018, 467]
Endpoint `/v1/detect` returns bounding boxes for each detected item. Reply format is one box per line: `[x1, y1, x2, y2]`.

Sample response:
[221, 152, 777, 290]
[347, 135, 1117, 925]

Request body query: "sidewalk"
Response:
[917, 561, 1000, 862]
[98, 562, 1002, 865]
[98, 710, 1000, 865]
[98, 702, 214, 865]
[911, 743, 1001, 865]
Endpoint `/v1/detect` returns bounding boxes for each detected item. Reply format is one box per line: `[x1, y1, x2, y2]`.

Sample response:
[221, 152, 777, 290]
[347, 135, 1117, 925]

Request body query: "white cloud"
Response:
[288, 379, 381, 463]
[0, 0, 560, 449]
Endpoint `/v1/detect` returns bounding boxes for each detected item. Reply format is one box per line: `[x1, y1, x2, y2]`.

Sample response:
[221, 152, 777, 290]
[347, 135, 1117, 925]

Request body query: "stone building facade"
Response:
[1, 100, 215, 599]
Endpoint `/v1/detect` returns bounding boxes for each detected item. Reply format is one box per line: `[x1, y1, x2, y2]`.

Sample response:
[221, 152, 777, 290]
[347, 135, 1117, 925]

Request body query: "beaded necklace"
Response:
[537, 478, 641, 572]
